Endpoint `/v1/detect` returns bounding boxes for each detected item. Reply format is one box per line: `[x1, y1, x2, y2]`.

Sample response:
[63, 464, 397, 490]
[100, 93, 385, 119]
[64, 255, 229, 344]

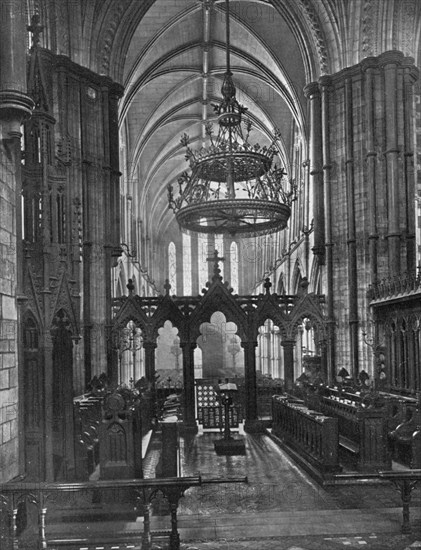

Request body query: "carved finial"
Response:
[127, 278, 135, 295]
[27, 14, 44, 49]
[164, 279, 171, 296]
[206, 249, 225, 282]
[264, 277, 272, 295]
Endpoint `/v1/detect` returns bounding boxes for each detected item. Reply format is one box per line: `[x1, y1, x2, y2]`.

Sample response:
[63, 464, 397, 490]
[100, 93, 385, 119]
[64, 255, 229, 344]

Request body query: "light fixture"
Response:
[168, 0, 296, 236]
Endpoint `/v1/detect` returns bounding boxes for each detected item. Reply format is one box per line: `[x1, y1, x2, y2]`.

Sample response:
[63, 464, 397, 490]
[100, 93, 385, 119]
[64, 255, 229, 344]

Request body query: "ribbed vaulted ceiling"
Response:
[119, 0, 307, 242]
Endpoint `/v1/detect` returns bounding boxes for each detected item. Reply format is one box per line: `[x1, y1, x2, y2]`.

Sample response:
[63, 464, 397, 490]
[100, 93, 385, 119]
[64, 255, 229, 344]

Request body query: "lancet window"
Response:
[198, 226, 208, 291]
[183, 233, 192, 295]
[230, 241, 238, 293]
[168, 241, 177, 292]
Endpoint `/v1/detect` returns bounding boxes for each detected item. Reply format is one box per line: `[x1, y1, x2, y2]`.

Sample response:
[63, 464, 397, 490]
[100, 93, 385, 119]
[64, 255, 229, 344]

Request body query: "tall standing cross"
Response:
[163, 279, 172, 296]
[206, 250, 225, 280]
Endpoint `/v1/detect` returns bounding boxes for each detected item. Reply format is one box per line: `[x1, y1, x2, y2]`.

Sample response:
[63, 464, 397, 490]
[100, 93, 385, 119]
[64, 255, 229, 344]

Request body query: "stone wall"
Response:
[0, 137, 19, 484]
[325, 52, 418, 376]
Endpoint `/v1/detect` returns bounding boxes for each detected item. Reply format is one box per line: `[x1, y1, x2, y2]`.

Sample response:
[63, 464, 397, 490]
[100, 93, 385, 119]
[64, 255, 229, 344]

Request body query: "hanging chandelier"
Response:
[167, 0, 296, 236]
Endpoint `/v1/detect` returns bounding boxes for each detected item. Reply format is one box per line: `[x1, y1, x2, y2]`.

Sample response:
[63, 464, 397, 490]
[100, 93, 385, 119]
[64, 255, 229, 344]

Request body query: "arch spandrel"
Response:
[149, 296, 186, 342]
[253, 296, 289, 341]
[287, 293, 326, 340]
[21, 305, 44, 334]
[112, 295, 151, 338]
[189, 284, 248, 343]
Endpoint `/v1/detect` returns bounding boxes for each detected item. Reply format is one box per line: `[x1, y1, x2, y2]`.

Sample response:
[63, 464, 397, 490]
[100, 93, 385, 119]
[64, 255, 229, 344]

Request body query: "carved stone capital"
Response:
[303, 81, 320, 99]
[143, 341, 157, 350]
[180, 341, 197, 350]
[241, 340, 257, 349]
[0, 91, 34, 136]
[281, 339, 296, 348]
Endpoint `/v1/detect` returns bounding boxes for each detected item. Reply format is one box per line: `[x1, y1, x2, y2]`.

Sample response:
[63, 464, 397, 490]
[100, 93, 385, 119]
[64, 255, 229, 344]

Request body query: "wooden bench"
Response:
[314, 394, 391, 471]
[272, 396, 340, 473]
[74, 396, 103, 479]
[384, 393, 421, 467]
[389, 406, 421, 468]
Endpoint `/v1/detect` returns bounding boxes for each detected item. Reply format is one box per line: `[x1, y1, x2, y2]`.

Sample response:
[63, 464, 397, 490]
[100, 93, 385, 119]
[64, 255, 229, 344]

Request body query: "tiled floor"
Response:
[174, 432, 420, 549]
[176, 432, 419, 512]
[177, 535, 421, 549]
[39, 431, 421, 550]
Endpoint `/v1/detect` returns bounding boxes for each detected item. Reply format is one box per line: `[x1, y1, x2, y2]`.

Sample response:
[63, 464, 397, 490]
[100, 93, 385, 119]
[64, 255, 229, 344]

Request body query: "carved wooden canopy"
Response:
[112, 264, 326, 345]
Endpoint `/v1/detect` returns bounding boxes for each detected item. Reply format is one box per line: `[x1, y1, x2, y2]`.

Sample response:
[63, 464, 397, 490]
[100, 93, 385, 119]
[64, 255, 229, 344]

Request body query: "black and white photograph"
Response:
[1, 1, 421, 549]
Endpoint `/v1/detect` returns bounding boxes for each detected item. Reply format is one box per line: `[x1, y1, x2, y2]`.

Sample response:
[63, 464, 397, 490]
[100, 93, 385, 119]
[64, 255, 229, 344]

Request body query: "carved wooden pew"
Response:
[272, 396, 340, 473]
[312, 393, 391, 471]
[74, 396, 102, 479]
[388, 403, 421, 468]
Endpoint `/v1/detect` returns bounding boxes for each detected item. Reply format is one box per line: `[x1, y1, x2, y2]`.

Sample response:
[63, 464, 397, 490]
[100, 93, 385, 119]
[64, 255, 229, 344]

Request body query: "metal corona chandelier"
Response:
[168, 0, 295, 236]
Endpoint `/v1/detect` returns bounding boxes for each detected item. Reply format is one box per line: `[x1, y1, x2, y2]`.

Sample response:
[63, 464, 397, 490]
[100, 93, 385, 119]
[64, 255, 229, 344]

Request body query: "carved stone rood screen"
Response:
[0, 476, 247, 550]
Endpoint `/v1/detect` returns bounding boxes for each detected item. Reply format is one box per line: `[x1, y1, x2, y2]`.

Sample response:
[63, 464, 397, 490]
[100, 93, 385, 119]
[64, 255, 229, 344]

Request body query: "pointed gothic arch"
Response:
[115, 262, 127, 297]
[288, 294, 327, 341]
[309, 257, 322, 294]
[112, 262, 326, 430]
[189, 287, 248, 344]
[291, 259, 304, 294]
[277, 272, 286, 294]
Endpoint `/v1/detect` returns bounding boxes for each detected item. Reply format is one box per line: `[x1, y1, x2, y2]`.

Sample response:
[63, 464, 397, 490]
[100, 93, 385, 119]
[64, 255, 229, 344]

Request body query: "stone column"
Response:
[180, 342, 197, 431]
[361, 60, 379, 285]
[143, 341, 157, 423]
[319, 75, 336, 383]
[0, 0, 34, 484]
[242, 341, 259, 432]
[403, 61, 418, 274]
[83, 164, 107, 377]
[381, 52, 402, 277]
[344, 76, 359, 378]
[143, 342, 157, 388]
[304, 82, 325, 264]
[107, 84, 123, 252]
[282, 339, 295, 391]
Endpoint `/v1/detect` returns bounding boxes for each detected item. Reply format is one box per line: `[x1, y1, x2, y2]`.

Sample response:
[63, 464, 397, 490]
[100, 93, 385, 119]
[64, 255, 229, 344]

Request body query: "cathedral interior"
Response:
[1, 1, 421, 549]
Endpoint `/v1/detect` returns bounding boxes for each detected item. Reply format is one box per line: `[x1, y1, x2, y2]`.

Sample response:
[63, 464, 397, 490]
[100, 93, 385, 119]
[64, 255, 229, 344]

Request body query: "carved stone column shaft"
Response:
[180, 342, 197, 431]
[143, 342, 157, 387]
[281, 339, 295, 391]
[242, 341, 258, 431]
[304, 82, 325, 263]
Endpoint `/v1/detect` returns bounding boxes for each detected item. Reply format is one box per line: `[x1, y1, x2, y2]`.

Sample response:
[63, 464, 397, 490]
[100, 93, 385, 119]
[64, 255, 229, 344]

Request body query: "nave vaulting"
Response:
[1, 1, 421, 548]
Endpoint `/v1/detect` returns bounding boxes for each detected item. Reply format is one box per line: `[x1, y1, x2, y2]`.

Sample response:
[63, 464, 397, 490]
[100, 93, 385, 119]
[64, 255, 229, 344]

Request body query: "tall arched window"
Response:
[230, 241, 238, 293]
[182, 233, 192, 295]
[168, 241, 177, 293]
[198, 224, 208, 291]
